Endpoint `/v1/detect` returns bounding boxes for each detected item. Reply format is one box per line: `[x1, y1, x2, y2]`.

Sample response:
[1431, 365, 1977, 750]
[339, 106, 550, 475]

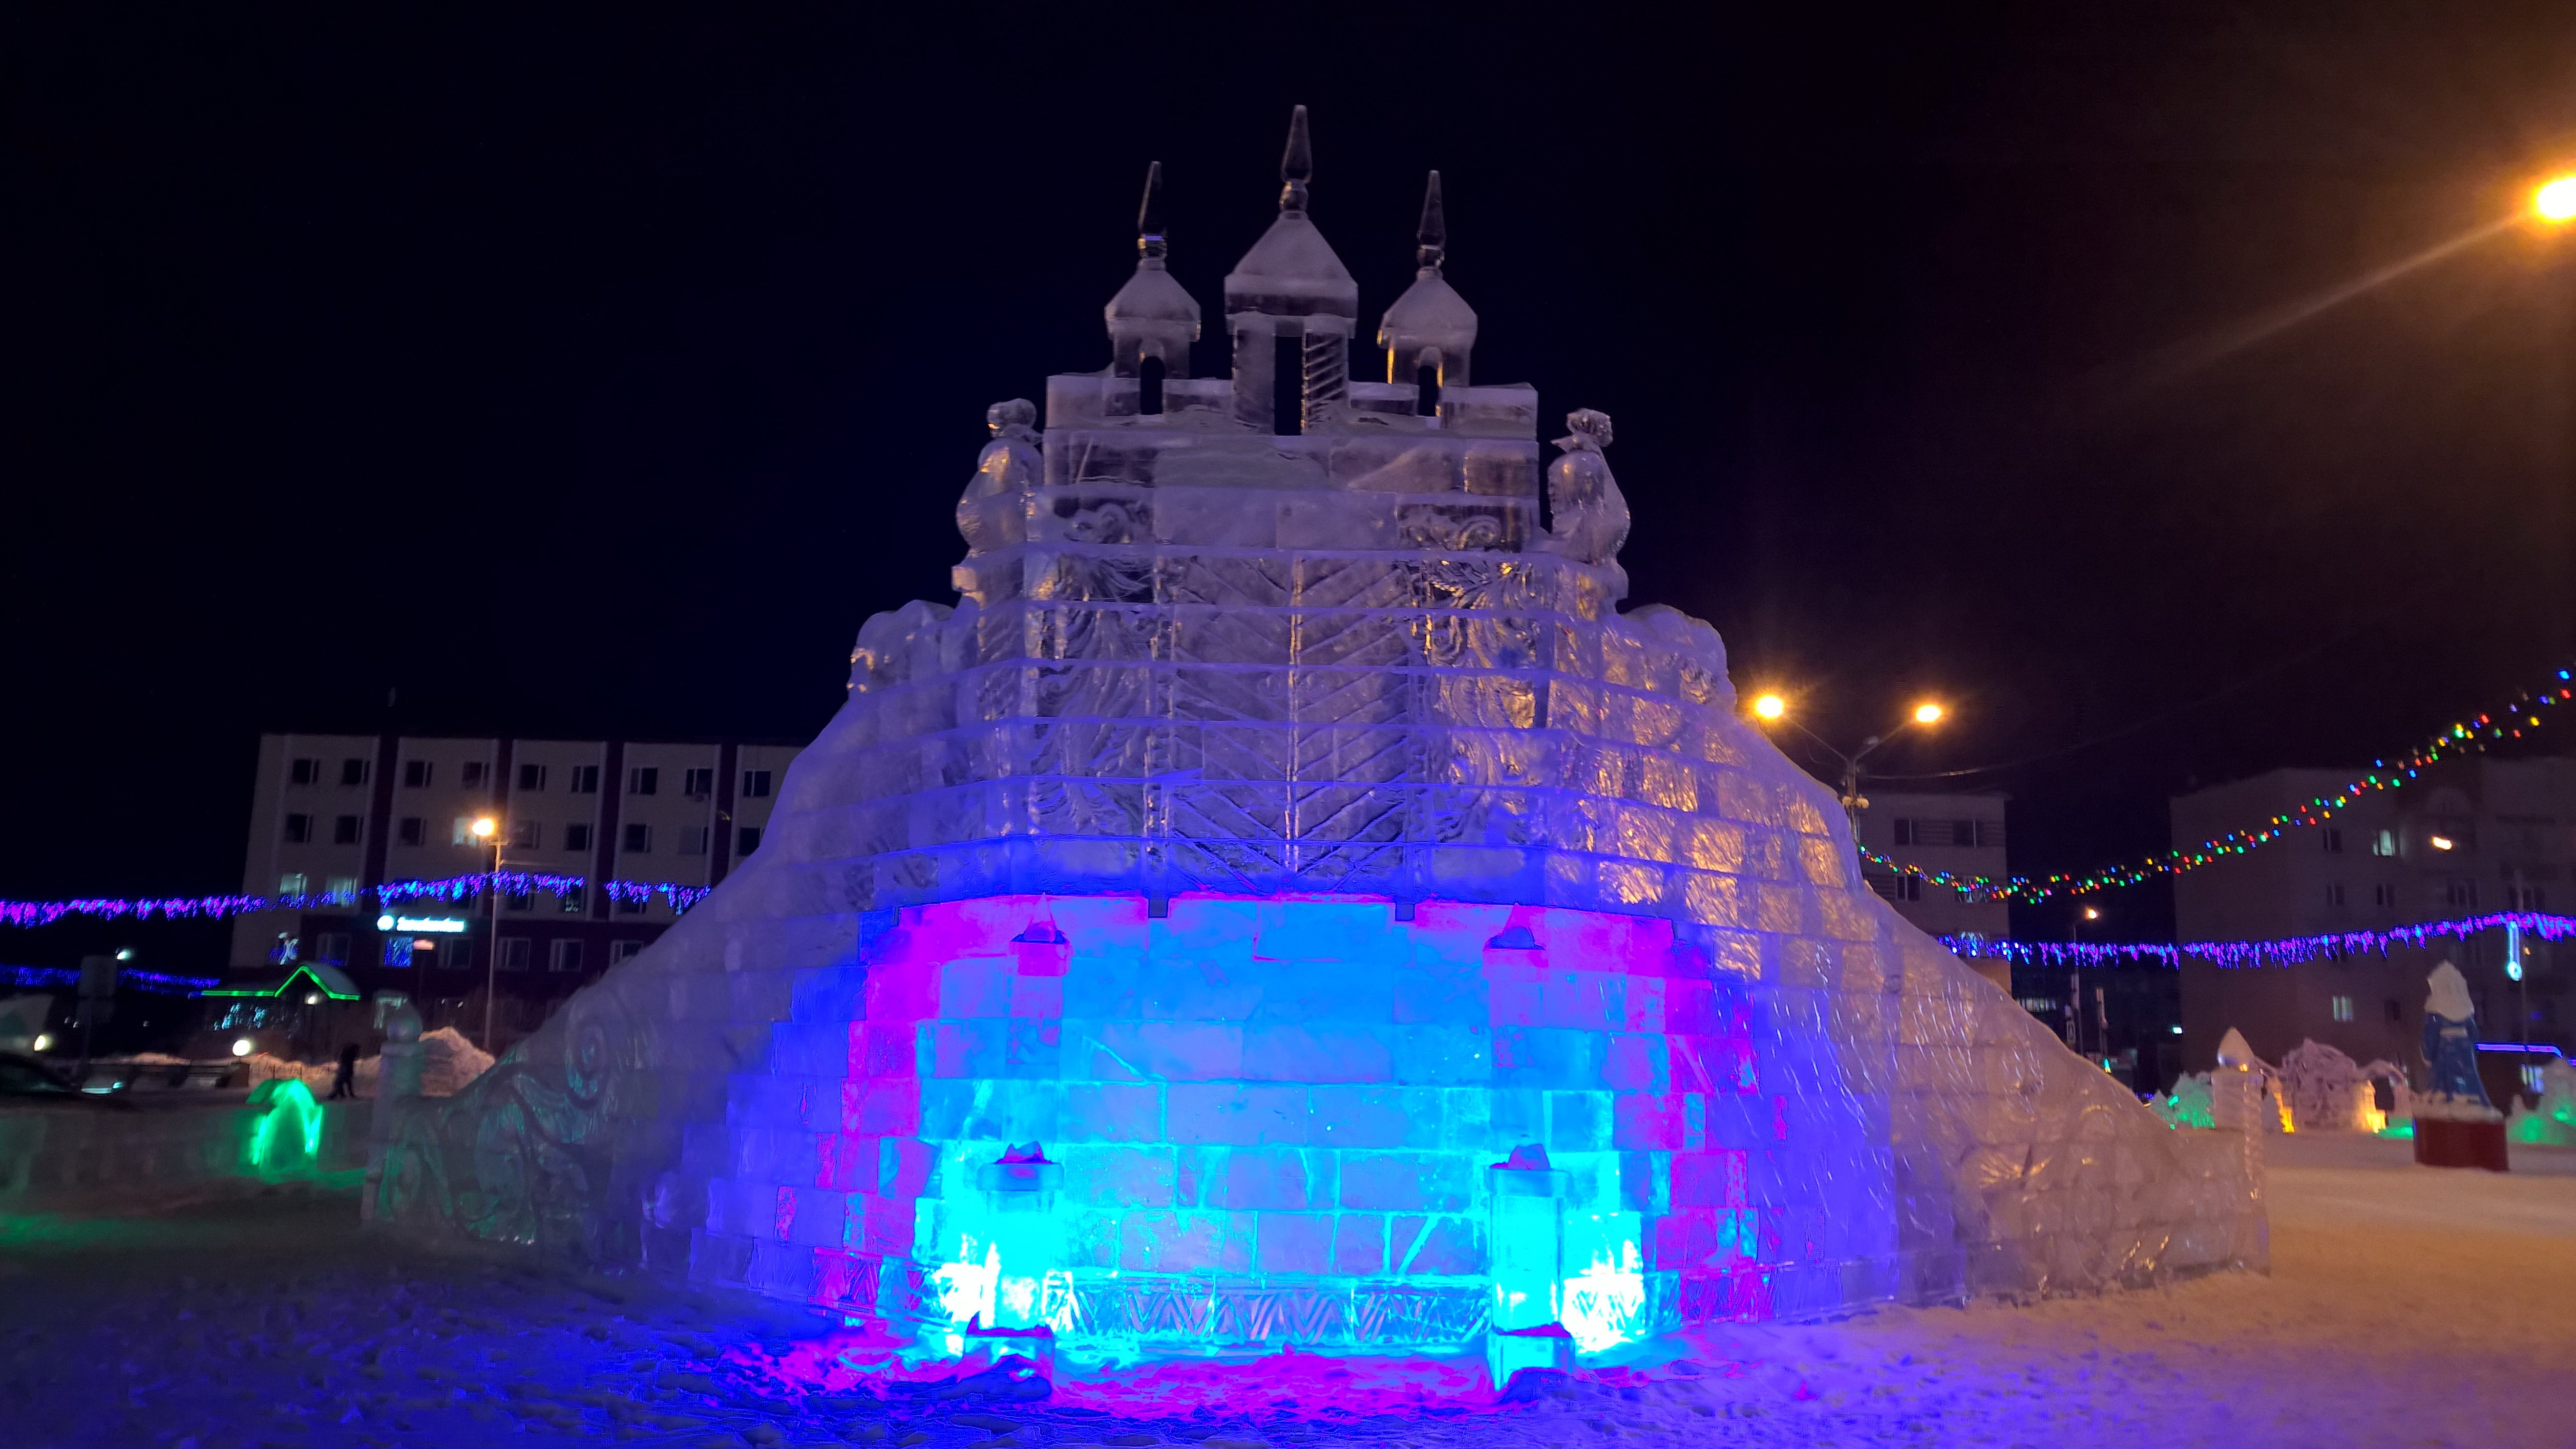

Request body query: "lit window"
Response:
[277, 872, 308, 896]
[2331, 995, 2354, 1023]
[452, 816, 478, 845]
[2371, 829, 2396, 857]
[558, 887, 585, 914]
[325, 876, 358, 899]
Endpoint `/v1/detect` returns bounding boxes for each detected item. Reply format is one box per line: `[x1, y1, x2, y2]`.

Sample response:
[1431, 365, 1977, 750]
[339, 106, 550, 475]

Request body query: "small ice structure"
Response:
[376, 110, 2265, 1382]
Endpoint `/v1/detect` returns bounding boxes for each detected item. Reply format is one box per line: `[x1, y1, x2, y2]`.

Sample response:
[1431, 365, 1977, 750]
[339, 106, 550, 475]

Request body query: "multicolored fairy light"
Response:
[1876, 663, 2576, 903]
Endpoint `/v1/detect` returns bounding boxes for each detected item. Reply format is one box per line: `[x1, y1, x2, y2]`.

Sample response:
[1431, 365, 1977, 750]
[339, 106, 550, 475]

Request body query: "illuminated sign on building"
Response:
[375, 915, 470, 934]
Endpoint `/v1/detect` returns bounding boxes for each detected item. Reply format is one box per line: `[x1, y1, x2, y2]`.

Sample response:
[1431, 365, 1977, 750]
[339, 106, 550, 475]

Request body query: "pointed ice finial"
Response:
[1378, 169, 1476, 388]
[1279, 105, 1313, 214]
[1137, 160, 1167, 261]
[1416, 170, 1446, 272]
[1105, 159, 1200, 379]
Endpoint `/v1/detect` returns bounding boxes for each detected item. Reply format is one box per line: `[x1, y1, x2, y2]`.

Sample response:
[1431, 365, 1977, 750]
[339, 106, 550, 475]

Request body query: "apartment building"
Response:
[2172, 756, 2574, 1083]
[1852, 790, 2012, 941]
[229, 733, 804, 1013]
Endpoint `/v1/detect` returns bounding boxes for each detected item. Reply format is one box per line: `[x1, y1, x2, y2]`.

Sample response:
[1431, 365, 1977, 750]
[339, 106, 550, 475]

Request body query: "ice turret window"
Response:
[1415, 362, 1439, 417]
[1139, 355, 1164, 416]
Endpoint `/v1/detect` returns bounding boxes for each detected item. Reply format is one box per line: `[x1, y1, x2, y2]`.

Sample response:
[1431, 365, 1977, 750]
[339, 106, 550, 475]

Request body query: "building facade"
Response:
[230, 733, 804, 1033]
[1852, 790, 2011, 941]
[2172, 757, 2574, 1087]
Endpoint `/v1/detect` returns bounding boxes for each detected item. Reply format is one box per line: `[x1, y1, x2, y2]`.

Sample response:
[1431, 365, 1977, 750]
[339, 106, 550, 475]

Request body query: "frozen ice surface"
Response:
[375, 116, 2262, 1372]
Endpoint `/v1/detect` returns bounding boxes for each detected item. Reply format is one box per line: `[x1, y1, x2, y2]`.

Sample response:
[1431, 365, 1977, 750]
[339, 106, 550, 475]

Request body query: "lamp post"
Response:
[2068, 904, 2100, 1052]
[471, 814, 500, 1053]
[1748, 694, 1947, 833]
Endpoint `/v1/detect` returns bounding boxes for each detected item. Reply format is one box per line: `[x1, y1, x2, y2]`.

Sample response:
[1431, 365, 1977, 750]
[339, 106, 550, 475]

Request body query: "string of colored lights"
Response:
[1939, 910, 2576, 971]
[0, 872, 715, 930]
[1870, 663, 2576, 903]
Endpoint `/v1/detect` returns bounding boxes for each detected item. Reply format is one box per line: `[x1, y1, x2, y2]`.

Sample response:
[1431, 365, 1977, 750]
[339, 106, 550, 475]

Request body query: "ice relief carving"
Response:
[1540, 408, 1629, 598]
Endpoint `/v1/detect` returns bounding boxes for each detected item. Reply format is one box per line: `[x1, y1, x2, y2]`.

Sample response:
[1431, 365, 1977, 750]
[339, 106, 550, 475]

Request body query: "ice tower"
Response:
[377, 110, 2266, 1377]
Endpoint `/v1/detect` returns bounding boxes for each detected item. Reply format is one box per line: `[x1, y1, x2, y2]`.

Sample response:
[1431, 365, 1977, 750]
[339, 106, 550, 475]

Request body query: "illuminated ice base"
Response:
[380, 888, 2245, 1383]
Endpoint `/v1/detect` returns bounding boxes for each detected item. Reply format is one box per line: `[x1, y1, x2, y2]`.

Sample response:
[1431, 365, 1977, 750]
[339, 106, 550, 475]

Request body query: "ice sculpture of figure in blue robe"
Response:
[2420, 960, 2491, 1106]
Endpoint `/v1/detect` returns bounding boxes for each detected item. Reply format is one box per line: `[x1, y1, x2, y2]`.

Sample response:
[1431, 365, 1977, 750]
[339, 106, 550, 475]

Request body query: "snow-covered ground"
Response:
[2, 1132, 2570, 1448]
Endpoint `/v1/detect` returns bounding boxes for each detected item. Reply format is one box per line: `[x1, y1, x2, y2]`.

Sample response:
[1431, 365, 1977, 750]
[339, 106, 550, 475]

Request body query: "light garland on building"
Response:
[1940, 910, 2576, 971]
[1872, 664, 2576, 903]
[0, 872, 715, 930]
[2, 963, 220, 994]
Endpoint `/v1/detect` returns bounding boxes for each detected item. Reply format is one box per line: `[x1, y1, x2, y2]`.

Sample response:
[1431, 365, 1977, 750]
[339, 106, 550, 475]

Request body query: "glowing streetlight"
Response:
[2082, 906, 2101, 921]
[2535, 174, 2576, 224]
[1752, 693, 1787, 722]
[471, 816, 497, 840]
[1912, 702, 1945, 726]
[2430, 834, 2455, 852]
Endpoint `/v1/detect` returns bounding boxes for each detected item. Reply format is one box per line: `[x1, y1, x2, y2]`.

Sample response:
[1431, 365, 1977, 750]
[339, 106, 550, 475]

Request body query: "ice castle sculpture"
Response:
[376, 109, 2265, 1376]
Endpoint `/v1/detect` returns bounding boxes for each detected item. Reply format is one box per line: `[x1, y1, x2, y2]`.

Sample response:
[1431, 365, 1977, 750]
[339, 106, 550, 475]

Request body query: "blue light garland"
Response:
[0, 872, 715, 930]
[3, 964, 220, 994]
[1939, 910, 2576, 971]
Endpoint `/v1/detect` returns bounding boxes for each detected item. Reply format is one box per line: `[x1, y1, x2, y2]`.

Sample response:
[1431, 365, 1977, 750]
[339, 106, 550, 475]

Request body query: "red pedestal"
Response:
[2413, 1117, 2510, 1172]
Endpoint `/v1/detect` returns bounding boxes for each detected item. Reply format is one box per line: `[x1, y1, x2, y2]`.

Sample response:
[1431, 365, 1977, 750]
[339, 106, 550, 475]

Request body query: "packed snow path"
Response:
[3, 1135, 2570, 1448]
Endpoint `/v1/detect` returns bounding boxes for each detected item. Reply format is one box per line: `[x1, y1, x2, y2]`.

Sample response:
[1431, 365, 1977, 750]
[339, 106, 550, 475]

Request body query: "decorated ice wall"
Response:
[375, 112, 2264, 1368]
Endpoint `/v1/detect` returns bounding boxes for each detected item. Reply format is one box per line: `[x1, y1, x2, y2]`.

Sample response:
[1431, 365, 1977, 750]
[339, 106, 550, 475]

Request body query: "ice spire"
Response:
[1225, 106, 1358, 432]
[1378, 169, 1477, 389]
[1105, 159, 1200, 380]
[1416, 168, 1446, 269]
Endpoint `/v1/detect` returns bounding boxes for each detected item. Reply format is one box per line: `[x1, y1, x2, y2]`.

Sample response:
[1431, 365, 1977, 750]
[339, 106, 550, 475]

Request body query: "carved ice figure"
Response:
[2420, 961, 2492, 1111]
[954, 398, 1041, 556]
[1540, 408, 1629, 599]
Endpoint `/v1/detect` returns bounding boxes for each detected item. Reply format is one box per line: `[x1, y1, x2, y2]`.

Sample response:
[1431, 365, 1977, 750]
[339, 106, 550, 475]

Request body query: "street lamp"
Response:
[2534, 174, 2576, 224]
[472, 814, 500, 1053]
[1748, 693, 1950, 829]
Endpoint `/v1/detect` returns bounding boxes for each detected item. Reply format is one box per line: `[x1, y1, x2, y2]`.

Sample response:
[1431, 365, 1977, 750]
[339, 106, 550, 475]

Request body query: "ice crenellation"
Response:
[376, 109, 2264, 1363]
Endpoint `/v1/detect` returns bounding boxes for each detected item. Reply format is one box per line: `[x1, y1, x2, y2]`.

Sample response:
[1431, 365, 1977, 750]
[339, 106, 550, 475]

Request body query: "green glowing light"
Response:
[245, 1077, 325, 1172]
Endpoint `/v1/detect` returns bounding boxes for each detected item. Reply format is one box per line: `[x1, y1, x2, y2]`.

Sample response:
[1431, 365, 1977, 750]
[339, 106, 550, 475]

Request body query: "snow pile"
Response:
[2416, 1091, 2504, 1124]
[414, 1026, 494, 1097]
[235, 1027, 493, 1100]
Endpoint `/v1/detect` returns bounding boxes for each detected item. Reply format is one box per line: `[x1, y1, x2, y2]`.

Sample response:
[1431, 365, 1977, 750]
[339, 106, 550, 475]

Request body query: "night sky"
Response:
[8, 7, 2576, 967]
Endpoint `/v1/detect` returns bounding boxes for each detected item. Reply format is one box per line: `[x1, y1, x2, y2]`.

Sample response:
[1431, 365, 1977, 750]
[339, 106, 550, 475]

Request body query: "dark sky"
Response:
[7, 5, 2576, 963]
